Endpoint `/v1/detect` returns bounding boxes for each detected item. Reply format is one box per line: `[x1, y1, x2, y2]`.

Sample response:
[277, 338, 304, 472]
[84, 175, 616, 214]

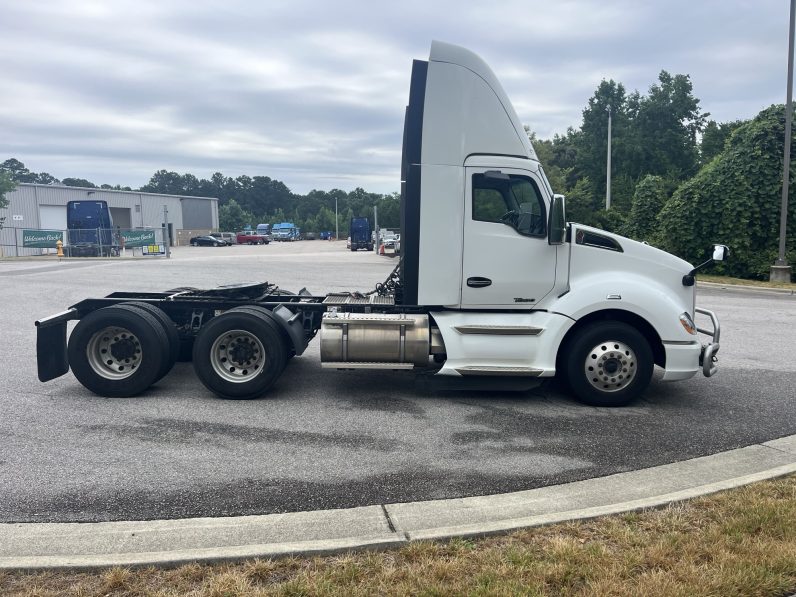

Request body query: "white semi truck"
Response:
[35, 42, 723, 407]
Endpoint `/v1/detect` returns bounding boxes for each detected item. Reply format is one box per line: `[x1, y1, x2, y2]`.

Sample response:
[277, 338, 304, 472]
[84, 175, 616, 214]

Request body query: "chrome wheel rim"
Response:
[584, 340, 636, 393]
[86, 326, 142, 380]
[210, 329, 265, 383]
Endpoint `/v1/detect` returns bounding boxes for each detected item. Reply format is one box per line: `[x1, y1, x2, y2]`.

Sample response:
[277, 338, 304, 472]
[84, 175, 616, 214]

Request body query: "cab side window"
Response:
[472, 173, 546, 237]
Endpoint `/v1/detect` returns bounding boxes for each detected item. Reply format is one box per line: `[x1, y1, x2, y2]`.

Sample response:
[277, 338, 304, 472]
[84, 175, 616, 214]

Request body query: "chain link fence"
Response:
[0, 226, 168, 258]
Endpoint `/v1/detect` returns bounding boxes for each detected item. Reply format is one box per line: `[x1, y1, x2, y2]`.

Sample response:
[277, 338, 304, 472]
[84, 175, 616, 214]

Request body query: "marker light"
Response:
[679, 312, 697, 335]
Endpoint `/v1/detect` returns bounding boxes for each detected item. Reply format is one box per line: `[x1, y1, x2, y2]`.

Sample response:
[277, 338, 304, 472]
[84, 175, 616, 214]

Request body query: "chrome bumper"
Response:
[695, 307, 720, 377]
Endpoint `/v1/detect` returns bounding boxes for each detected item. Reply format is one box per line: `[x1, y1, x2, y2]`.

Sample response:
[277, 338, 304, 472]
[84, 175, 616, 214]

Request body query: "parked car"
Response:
[215, 232, 238, 244]
[236, 232, 271, 245]
[190, 235, 230, 247]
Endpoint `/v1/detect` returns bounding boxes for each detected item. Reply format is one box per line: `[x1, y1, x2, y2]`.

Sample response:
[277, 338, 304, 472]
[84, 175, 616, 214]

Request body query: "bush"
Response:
[657, 105, 796, 279]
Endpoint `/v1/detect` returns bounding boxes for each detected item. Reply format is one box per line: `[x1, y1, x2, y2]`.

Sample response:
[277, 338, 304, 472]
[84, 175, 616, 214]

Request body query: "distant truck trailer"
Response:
[350, 217, 373, 251]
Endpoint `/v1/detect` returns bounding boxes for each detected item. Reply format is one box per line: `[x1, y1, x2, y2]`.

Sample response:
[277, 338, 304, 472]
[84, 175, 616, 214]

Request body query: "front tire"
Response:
[192, 308, 288, 399]
[563, 321, 653, 407]
[67, 306, 169, 397]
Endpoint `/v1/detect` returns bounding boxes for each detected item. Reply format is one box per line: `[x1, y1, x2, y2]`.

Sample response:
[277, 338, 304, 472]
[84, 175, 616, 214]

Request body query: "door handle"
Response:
[467, 277, 492, 288]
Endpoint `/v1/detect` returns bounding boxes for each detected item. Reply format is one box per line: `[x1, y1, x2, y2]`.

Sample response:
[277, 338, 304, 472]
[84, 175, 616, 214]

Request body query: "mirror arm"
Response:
[682, 259, 715, 287]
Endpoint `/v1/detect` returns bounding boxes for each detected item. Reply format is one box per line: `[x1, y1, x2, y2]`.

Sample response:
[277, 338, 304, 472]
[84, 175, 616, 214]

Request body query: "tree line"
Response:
[528, 70, 793, 280]
[2, 66, 793, 278]
[0, 158, 400, 238]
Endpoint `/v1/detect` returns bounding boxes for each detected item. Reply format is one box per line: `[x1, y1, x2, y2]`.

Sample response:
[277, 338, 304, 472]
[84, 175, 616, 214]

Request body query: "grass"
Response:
[699, 273, 796, 290]
[2, 476, 796, 596]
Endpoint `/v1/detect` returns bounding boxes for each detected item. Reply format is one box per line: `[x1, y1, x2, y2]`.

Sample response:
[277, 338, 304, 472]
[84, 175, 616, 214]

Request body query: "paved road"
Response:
[1, 243, 794, 523]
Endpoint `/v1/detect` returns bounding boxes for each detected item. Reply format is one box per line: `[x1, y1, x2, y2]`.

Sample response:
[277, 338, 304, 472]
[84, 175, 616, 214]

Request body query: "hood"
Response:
[572, 224, 693, 273]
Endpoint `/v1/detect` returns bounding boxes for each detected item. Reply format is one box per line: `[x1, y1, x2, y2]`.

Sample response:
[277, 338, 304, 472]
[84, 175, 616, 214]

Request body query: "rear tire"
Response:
[192, 308, 288, 399]
[120, 302, 180, 380]
[230, 305, 295, 361]
[68, 306, 169, 397]
[563, 321, 653, 407]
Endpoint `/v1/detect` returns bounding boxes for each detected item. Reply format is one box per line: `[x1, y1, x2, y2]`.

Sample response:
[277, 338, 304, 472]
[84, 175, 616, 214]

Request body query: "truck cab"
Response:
[393, 41, 720, 405]
[350, 217, 373, 251]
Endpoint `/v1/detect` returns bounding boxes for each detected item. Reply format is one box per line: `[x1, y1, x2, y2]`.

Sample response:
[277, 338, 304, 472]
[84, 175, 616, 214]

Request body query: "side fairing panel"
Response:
[416, 164, 464, 307]
[430, 311, 575, 377]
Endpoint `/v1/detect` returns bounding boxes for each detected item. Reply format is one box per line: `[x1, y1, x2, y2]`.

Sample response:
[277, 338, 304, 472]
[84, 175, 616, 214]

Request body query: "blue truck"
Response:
[272, 222, 300, 241]
[349, 217, 373, 251]
[66, 200, 117, 257]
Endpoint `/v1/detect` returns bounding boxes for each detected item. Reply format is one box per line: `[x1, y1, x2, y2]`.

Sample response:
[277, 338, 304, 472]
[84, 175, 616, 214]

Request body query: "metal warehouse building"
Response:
[1, 183, 219, 255]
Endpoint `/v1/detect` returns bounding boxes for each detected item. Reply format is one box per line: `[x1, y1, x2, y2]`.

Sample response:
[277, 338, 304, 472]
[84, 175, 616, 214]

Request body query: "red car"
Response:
[236, 232, 271, 245]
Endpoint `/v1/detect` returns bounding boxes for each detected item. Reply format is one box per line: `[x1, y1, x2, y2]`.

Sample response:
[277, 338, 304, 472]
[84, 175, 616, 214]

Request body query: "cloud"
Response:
[0, 0, 791, 193]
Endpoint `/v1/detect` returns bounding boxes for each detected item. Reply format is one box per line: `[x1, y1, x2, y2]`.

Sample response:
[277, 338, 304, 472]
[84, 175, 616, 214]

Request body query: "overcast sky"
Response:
[1, 0, 791, 194]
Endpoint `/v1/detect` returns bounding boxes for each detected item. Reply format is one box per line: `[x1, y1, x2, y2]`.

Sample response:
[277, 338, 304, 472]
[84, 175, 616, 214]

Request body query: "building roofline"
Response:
[15, 183, 219, 201]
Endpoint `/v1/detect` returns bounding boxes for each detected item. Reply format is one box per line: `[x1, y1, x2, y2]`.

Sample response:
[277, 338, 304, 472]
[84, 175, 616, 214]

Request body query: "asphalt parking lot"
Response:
[1, 241, 795, 523]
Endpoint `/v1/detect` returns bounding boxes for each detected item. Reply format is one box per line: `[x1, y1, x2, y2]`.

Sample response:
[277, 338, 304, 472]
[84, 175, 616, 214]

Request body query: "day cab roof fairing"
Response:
[400, 41, 540, 306]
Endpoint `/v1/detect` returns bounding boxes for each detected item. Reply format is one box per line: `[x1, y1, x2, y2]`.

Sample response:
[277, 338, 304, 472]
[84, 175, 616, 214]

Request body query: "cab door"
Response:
[461, 167, 557, 308]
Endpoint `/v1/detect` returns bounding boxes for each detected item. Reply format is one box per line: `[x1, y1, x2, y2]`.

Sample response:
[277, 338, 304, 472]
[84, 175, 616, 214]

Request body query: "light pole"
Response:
[335, 197, 339, 241]
[772, 0, 795, 282]
[606, 105, 612, 210]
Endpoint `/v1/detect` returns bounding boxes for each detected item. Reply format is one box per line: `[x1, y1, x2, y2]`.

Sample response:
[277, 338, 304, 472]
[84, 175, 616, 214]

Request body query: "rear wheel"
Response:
[230, 305, 295, 361]
[120, 302, 180, 380]
[67, 306, 169, 397]
[563, 321, 653, 407]
[192, 308, 288, 399]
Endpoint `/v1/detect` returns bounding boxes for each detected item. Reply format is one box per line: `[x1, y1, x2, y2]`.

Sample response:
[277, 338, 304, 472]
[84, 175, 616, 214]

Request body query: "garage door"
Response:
[40, 205, 67, 230]
[39, 205, 67, 254]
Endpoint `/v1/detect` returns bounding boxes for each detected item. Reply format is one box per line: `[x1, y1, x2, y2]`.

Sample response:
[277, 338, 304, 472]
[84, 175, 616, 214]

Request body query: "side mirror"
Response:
[548, 194, 567, 245]
[682, 244, 730, 286]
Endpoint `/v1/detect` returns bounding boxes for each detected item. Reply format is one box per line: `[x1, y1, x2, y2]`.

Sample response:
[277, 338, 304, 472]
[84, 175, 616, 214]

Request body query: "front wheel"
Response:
[562, 321, 653, 407]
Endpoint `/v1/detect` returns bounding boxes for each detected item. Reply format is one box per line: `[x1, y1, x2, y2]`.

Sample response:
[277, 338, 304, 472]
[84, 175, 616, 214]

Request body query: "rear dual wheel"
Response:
[68, 304, 177, 397]
[192, 307, 289, 400]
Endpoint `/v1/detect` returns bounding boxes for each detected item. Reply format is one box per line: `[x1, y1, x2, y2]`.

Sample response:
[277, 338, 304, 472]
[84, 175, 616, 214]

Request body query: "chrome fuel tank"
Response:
[320, 312, 430, 367]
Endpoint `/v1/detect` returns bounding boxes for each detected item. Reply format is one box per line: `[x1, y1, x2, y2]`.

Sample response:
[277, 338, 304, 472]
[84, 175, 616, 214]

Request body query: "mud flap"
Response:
[37, 321, 69, 382]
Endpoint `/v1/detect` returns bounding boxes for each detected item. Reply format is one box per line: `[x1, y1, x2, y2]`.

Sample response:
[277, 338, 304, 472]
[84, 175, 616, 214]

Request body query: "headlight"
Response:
[679, 312, 697, 335]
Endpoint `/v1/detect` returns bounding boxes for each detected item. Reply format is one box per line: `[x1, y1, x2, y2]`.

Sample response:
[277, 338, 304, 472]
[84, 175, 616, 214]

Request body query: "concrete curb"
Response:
[697, 280, 796, 295]
[1, 434, 795, 571]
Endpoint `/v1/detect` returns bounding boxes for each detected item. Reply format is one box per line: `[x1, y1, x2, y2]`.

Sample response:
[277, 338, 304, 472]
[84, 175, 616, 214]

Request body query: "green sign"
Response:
[120, 229, 156, 247]
[23, 229, 63, 248]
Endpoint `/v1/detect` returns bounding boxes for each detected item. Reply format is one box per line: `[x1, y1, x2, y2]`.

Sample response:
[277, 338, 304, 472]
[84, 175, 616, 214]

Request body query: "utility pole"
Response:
[163, 205, 171, 259]
[606, 105, 612, 210]
[772, 0, 795, 282]
[374, 205, 379, 249]
[335, 197, 339, 241]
